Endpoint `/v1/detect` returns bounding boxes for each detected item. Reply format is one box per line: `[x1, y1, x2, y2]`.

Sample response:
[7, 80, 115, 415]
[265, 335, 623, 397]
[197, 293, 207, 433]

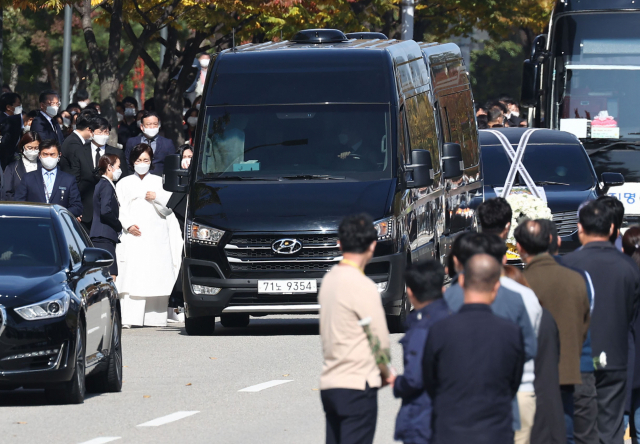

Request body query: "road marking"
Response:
[87, 326, 100, 335]
[239, 380, 293, 392]
[137, 411, 200, 427]
[78, 438, 121, 444]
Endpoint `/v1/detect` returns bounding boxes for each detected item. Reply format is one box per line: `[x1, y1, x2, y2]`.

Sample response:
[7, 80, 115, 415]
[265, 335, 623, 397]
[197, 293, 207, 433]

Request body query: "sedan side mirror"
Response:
[601, 172, 625, 192]
[405, 149, 434, 188]
[163, 154, 189, 193]
[82, 248, 114, 270]
[442, 143, 463, 180]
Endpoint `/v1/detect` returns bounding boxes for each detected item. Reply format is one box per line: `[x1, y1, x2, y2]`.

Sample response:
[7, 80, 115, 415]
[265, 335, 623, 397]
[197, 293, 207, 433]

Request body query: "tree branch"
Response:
[120, 22, 159, 79]
[80, 0, 106, 78]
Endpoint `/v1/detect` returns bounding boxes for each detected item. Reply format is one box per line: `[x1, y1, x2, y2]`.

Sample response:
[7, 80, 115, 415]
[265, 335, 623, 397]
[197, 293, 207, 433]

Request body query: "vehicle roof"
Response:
[228, 38, 409, 54]
[0, 202, 56, 218]
[555, 0, 640, 13]
[479, 128, 582, 146]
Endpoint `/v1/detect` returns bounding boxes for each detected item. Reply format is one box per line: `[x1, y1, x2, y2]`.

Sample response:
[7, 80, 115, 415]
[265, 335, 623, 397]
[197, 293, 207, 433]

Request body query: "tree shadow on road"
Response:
[176, 316, 320, 337]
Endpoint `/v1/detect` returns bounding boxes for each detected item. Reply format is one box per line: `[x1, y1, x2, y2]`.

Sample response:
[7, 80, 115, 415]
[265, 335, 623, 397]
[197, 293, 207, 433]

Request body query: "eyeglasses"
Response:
[45, 100, 61, 106]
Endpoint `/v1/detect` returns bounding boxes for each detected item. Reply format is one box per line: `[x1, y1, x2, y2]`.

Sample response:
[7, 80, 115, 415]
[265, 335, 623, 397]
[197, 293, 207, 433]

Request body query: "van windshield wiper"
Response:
[279, 175, 346, 180]
[587, 140, 640, 156]
[204, 175, 277, 181]
[534, 181, 570, 186]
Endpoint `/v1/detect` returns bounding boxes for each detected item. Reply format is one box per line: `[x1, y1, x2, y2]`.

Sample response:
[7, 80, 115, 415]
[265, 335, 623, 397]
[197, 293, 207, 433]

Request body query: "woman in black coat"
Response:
[1, 131, 42, 201]
[89, 154, 123, 279]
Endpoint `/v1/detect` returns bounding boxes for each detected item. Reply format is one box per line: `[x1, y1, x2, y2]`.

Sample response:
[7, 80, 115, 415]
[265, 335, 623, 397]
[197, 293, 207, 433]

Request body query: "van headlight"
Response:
[374, 217, 394, 241]
[187, 221, 225, 246]
[14, 292, 71, 321]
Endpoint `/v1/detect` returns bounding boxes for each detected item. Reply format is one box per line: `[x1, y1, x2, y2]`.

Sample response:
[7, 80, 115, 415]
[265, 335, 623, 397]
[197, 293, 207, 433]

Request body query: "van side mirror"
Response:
[405, 149, 434, 188]
[531, 34, 547, 62]
[601, 172, 625, 192]
[163, 154, 189, 193]
[521, 60, 540, 107]
[442, 143, 463, 180]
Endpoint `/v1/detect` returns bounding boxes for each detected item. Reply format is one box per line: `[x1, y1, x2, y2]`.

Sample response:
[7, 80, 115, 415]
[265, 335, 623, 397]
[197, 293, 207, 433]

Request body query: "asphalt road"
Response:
[0, 316, 404, 444]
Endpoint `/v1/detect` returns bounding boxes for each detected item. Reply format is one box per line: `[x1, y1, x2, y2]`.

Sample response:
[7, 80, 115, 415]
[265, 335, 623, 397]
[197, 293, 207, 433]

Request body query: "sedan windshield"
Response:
[0, 217, 60, 267]
[197, 104, 393, 181]
[482, 144, 596, 191]
[553, 12, 640, 140]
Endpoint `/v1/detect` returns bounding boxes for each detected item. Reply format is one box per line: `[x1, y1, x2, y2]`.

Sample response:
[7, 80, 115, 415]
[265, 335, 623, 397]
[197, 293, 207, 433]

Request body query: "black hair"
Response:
[143, 98, 155, 111]
[488, 107, 503, 123]
[2, 83, 12, 92]
[26, 110, 39, 119]
[74, 90, 89, 102]
[338, 213, 378, 254]
[67, 102, 81, 111]
[579, 199, 615, 237]
[75, 115, 94, 131]
[184, 97, 192, 108]
[540, 219, 560, 254]
[140, 110, 160, 126]
[451, 232, 506, 267]
[98, 154, 120, 175]
[91, 116, 111, 132]
[405, 260, 444, 303]
[514, 219, 552, 255]
[596, 195, 624, 243]
[39, 90, 59, 104]
[0, 92, 21, 112]
[184, 108, 198, 119]
[477, 197, 512, 236]
[86, 102, 101, 110]
[130, 143, 154, 170]
[39, 139, 60, 153]
[116, 101, 124, 110]
[122, 96, 138, 108]
[476, 115, 489, 129]
[178, 144, 193, 159]
[18, 131, 42, 153]
[622, 226, 640, 269]
[487, 100, 508, 114]
[79, 108, 98, 119]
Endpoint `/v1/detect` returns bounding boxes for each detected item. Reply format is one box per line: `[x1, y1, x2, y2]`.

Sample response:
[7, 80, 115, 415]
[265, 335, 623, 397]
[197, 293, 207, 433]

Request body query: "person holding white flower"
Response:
[563, 200, 640, 444]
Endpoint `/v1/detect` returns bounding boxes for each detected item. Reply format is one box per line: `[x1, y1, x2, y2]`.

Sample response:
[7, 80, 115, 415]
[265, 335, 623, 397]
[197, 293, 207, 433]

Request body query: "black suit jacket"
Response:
[125, 135, 176, 176]
[31, 112, 64, 146]
[0, 114, 23, 170]
[89, 177, 121, 242]
[60, 132, 86, 174]
[14, 166, 83, 217]
[423, 304, 525, 444]
[1, 158, 34, 201]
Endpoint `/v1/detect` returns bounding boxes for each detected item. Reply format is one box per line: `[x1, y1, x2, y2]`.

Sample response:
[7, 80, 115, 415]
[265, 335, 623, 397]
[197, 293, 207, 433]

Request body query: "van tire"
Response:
[220, 314, 250, 328]
[387, 293, 410, 334]
[185, 315, 216, 336]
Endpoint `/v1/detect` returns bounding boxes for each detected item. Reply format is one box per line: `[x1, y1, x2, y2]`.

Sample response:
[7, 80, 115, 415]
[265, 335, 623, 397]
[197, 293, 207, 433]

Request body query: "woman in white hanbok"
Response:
[116, 144, 182, 327]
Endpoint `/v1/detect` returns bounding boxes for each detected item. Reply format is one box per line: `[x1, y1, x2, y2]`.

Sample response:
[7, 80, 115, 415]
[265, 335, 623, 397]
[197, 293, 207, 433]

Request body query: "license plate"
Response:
[258, 279, 317, 294]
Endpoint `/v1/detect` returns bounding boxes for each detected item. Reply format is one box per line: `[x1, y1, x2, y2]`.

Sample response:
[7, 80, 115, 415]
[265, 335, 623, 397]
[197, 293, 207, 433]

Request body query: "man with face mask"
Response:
[14, 139, 83, 218]
[30, 90, 65, 145]
[0, 92, 24, 170]
[117, 96, 141, 147]
[195, 54, 211, 97]
[124, 110, 176, 176]
[59, 110, 97, 174]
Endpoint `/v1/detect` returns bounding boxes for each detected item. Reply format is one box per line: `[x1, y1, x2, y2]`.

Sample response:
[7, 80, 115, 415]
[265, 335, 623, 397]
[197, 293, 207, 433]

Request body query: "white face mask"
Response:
[62, 117, 71, 127]
[24, 149, 39, 162]
[200, 58, 210, 68]
[23, 125, 31, 133]
[111, 167, 122, 182]
[79, 101, 88, 109]
[124, 108, 136, 117]
[196, 104, 201, 110]
[93, 134, 109, 146]
[142, 127, 160, 138]
[13, 105, 22, 115]
[181, 157, 192, 169]
[187, 117, 198, 127]
[116, 113, 124, 122]
[45, 105, 59, 117]
[134, 163, 150, 175]
[511, 111, 520, 118]
[40, 156, 59, 170]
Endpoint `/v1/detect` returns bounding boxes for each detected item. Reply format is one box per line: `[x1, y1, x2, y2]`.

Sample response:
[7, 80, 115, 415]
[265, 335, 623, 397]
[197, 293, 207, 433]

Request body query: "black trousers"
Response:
[321, 384, 378, 444]
[595, 370, 627, 444]
[574, 372, 599, 444]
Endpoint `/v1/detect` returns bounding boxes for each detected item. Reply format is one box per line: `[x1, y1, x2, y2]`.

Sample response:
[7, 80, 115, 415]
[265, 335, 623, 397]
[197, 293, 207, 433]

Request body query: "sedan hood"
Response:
[190, 180, 395, 232]
[0, 268, 67, 308]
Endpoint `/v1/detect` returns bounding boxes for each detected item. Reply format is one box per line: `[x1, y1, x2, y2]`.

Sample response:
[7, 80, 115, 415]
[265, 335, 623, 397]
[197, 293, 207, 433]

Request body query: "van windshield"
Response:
[197, 104, 393, 181]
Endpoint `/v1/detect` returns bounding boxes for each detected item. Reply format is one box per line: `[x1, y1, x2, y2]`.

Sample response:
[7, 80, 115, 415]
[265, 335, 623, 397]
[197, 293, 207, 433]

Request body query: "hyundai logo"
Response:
[272, 239, 303, 255]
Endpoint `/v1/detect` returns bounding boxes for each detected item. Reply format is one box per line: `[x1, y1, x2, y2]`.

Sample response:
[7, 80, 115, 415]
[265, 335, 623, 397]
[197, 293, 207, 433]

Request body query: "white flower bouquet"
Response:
[505, 192, 553, 258]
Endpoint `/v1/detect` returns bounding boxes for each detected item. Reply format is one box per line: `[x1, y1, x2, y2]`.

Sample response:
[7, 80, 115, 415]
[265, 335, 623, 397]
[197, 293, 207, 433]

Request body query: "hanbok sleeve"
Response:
[148, 177, 174, 218]
[116, 179, 135, 232]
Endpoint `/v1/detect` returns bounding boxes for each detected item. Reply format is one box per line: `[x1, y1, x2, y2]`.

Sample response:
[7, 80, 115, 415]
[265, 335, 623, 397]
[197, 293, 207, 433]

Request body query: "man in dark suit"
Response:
[60, 112, 95, 174]
[124, 110, 176, 176]
[0, 92, 24, 170]
[563, 199, 640, 443]
[14, 139, 82, 218]
[30, 90, 65, 145]
[423, 253, 525, 444]
[70, 115, 129, 232]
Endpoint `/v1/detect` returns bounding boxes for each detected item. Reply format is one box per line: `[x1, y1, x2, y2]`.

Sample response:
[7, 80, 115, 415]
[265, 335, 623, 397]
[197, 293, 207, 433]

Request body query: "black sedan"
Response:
[0, 203, 122, 404]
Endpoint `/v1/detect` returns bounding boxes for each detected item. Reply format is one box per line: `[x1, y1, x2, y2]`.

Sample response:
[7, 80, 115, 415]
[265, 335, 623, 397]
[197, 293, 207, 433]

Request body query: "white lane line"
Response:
[239, 379, 293, 392]
[78, 438, 121, 444]
[87, 326, 100, 335]
[137, 411, 200, 427]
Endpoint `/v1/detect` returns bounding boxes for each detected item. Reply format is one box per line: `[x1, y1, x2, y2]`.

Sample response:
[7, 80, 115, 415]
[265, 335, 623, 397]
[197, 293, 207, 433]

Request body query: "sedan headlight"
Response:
[374, 217, 394, 241]
[14, 292, 71, 321]
[187, 221, 225, 246]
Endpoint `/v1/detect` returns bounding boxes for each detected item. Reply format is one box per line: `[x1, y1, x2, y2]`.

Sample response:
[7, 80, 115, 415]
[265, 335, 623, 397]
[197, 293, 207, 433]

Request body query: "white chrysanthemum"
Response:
[505, 193, 553, 245]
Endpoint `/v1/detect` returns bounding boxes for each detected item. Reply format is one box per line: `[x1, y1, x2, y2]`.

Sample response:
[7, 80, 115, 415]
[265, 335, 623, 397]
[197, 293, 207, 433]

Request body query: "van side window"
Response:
[439, 91, 479, 168]
[405, 94, 440, 173]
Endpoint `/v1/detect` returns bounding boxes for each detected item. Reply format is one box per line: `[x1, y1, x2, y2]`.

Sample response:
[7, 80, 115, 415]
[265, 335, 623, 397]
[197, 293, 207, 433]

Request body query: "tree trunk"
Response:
[100, 76, 120, 144]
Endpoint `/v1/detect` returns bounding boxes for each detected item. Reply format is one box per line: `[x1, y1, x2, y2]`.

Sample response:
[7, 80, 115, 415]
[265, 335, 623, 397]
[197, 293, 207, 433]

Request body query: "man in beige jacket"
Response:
[319, 213, 391, 444]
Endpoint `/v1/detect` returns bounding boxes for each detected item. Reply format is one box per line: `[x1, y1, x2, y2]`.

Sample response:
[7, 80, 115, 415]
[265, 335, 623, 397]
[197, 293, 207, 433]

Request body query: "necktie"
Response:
[95, 147, 101, 168]
[45, 172, 53, 202]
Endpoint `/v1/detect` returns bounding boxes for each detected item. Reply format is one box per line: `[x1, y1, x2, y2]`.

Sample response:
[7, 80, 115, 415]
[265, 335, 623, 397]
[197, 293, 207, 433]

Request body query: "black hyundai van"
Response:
[164, 30, 481, 335]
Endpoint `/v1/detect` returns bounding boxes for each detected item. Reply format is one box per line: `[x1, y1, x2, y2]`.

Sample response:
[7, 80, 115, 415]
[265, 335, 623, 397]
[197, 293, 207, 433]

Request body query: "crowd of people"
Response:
[0, 52, 213, 327]
[476, 96, 528, 129]
[320, 197, 640, 444]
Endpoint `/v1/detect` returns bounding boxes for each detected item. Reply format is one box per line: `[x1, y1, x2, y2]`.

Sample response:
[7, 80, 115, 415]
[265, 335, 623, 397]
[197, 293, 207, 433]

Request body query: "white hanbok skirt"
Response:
[122, 294, 171, 327]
